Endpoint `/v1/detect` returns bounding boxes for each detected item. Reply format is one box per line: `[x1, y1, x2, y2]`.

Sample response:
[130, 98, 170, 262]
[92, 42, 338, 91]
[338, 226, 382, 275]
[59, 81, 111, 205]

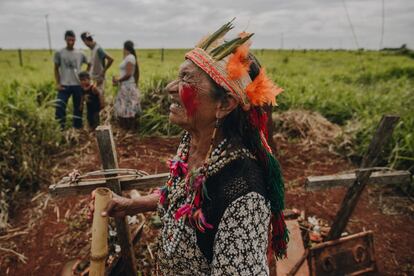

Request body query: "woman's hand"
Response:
[87, 190, 134, 219]
[112, 76, 119, 86]
[87, 189, 160, 220]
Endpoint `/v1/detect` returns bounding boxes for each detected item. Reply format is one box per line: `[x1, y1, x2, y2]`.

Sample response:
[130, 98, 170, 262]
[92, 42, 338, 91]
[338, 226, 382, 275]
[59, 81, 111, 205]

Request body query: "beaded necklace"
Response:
[159, 131, 256, 256]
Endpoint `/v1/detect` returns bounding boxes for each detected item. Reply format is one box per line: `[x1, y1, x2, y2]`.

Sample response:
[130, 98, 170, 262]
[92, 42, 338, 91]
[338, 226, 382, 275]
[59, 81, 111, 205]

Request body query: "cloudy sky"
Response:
[0, 0, 413, 50]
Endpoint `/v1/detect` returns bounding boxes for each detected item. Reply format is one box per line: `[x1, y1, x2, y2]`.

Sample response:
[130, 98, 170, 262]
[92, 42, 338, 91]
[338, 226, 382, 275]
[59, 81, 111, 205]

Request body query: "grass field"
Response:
[0, 48, 413, 225]
[1, 48, 413, 157]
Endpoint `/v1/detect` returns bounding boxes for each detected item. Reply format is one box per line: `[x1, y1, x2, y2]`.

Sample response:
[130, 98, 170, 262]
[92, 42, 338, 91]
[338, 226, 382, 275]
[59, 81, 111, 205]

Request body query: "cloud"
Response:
[0, 0, 412, 49]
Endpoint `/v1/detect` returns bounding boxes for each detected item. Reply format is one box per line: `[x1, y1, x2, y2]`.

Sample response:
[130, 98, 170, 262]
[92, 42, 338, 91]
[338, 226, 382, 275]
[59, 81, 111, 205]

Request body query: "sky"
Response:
[0, 0, 413, 50]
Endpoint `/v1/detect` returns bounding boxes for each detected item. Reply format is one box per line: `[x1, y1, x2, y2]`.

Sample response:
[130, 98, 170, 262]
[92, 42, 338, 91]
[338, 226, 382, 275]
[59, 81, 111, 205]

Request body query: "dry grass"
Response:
[273, 109, 352, 154]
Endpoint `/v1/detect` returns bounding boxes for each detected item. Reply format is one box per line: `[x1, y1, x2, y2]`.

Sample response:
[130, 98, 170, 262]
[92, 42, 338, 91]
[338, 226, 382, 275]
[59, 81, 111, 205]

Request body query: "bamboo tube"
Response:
[90, 188, 112, 276]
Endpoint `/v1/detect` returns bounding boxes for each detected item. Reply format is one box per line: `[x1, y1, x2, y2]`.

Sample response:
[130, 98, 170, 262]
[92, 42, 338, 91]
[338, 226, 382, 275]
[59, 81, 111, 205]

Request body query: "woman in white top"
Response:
[113, 40, 141, 129]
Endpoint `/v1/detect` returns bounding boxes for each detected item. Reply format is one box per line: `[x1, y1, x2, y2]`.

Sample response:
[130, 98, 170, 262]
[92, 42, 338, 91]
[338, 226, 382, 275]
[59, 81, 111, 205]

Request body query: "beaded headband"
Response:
[185, 47, 252, 108]
[185, 19, 283, 111]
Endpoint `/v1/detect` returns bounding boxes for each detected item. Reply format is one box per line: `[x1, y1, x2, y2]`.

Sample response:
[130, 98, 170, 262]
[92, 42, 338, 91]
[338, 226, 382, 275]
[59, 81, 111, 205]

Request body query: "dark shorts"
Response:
[86, 94, 100, 129]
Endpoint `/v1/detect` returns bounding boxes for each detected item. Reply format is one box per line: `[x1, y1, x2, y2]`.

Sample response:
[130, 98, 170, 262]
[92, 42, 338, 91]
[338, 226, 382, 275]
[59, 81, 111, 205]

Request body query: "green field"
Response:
[1, 48, 413, 155]
[0, 48, 413, 225]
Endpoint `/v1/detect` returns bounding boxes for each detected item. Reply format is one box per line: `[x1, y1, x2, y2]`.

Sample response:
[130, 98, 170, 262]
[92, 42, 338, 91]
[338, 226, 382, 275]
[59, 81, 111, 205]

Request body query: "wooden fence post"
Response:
[18, 49, 23, 66]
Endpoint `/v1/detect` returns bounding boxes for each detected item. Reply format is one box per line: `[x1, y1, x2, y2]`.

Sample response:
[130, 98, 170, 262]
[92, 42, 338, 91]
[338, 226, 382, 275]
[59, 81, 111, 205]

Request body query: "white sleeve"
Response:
[211, 192, 271, 276]
[125, 54, 136, 65]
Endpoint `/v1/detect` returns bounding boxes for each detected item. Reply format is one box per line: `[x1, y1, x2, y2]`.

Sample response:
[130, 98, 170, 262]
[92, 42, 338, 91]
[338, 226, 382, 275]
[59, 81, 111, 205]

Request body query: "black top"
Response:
[84, 86, 100, 111]
[196, 157, 268, 262]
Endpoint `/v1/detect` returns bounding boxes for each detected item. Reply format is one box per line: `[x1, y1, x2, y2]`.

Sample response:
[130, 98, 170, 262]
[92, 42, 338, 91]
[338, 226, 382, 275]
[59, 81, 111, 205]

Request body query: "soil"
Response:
[1, 131, 413, 275]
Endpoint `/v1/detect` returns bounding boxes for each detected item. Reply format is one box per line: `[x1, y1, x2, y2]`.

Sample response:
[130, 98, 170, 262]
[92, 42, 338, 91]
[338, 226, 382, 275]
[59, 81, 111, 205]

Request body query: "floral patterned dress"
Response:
[156, 134, 272, 275]
[114, 54, 141, 118]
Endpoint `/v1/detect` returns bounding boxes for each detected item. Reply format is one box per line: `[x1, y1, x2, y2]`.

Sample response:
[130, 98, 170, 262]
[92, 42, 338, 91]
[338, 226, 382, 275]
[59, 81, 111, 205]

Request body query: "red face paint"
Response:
[180, 84, 198, 117]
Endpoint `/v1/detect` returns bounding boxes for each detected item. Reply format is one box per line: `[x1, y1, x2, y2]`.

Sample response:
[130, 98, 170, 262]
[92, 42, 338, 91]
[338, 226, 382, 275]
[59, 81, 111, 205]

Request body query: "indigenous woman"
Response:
[113, 40, 141, 129]
[91, 20, 287, 275]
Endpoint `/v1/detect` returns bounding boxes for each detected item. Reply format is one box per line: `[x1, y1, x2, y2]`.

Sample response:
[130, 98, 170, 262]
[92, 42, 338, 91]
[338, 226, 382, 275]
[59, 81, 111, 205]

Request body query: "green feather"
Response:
[199, 18, 235, 50]
[213, 33, 254, 60]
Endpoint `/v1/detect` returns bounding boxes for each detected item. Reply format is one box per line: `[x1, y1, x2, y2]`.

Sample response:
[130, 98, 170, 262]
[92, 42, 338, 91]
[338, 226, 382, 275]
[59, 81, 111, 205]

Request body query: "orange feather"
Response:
[227, 43, 251, 80]
[245, 68, 283, 106]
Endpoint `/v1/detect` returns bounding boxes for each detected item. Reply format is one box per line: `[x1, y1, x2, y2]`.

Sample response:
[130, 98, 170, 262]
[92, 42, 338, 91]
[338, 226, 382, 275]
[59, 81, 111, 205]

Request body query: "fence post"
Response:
[18, 49, 23, 66]
[161, 48, 164, 62]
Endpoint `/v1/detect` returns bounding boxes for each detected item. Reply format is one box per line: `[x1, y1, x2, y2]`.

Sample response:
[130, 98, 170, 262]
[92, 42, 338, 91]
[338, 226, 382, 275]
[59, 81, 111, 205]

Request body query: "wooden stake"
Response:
[326, 115, 399, 241]
[96, 126, 137, 276]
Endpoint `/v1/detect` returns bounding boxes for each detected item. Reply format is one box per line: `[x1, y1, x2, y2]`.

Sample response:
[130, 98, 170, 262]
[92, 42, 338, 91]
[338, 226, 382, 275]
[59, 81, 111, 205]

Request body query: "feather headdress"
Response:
[185, 18, 283, 111]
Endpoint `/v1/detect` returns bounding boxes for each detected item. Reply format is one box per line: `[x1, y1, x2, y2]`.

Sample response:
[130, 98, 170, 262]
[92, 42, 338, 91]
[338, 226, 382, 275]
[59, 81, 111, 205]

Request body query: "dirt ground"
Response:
[0, 130, 413, 275]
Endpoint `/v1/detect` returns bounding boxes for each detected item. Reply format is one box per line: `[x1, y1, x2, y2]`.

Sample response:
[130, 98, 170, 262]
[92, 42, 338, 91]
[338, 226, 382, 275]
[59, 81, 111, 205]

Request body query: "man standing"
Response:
[54, 30, 89, 129]
[81, 32, 113, 109]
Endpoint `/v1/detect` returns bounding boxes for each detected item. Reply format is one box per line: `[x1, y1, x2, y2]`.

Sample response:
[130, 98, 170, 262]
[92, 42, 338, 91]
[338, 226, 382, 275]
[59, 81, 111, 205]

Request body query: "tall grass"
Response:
[266, 50, 414, 174]
[0, 49, 412, 217]
[138, 72, 181, 136]
[0, 81, 63, 227]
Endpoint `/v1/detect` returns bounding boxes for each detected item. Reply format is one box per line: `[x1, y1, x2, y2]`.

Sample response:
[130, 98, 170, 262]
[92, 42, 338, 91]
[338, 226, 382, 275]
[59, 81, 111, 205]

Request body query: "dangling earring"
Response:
[205, 118, 220, 161]
[215, 117, 220, 129]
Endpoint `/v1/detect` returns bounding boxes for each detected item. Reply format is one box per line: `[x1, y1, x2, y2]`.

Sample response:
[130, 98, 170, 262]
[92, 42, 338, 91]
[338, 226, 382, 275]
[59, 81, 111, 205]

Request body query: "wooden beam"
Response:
[95, 126, 137, 276]
[48, 173, 169, 197]
[326, 115, 399, 241]
[305, 170, 411, 191]
[277, 220, 310, 276]
[286, 249, 309, 276]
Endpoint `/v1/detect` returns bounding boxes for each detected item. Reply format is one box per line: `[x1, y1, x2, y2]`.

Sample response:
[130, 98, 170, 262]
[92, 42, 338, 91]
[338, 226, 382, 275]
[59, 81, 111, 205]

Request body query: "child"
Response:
[78, 71, 105, 129]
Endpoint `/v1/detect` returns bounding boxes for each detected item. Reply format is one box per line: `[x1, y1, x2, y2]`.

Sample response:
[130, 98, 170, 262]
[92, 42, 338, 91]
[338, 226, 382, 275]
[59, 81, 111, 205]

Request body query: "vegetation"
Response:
[0, 81, 62, 227]
[0, 48, 413, 226]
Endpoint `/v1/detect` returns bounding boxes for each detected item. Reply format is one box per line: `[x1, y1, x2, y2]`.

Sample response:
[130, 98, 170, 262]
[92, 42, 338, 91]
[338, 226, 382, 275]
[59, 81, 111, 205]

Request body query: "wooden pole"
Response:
[90, 188, 111, 276]
[45, 14, 53, 54]
[326, 115, 399, 241]
[161, 48, 164, 62]
[286, 249, 309, 276]
[95, 126, 137, 276]
[18, 49, 23, 66]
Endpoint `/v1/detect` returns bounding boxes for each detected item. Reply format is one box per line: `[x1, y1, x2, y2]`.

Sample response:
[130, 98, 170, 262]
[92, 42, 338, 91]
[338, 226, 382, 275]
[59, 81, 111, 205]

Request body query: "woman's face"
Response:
[166, 60, 218, 132]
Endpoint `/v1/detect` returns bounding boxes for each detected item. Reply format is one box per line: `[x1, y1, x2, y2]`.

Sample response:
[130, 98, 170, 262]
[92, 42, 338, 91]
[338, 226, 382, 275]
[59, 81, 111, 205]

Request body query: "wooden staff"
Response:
[90, 188, 112, 276]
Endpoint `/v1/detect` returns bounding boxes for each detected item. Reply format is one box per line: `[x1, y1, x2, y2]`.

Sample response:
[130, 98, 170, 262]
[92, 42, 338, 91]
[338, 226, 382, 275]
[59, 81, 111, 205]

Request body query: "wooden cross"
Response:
[326, 115, 400, 241]
[49, 125, 169, 275]
[284, 115, 400, 275]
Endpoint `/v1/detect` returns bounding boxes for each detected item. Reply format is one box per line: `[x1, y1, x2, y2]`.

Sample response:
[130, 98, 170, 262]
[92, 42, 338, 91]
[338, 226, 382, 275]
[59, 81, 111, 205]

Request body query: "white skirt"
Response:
[114, 82, 141, 118]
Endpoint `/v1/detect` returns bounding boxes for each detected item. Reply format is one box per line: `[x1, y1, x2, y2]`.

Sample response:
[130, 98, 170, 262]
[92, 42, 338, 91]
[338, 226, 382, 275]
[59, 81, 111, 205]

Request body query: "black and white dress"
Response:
[156, 137, 272, 275]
